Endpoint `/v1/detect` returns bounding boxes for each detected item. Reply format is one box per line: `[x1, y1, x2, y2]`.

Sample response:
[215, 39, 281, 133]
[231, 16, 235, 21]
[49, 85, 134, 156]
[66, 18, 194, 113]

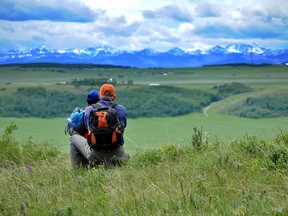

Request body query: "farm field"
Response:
[0, 64, 287, 87]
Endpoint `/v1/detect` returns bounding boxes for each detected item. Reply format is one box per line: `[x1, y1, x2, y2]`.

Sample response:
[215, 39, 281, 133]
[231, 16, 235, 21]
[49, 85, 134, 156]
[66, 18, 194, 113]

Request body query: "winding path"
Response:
[203, 102, 217, 117]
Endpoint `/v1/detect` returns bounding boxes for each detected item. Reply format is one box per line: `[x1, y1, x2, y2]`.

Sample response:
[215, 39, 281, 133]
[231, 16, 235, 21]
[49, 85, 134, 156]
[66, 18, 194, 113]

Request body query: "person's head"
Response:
[99, 83, 118, 101]
[86, 90, 100, 105]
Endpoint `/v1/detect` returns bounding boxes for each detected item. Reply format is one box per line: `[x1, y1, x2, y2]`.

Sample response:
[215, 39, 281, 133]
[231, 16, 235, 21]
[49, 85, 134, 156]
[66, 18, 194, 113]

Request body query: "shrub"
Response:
[267, 144, 288, 169]
[0, 123, 21, 165]
[238, 133, 267, 157]
[160, 144, 188, 160]
[0, 123, 60, 166]
[237, 132, 288, 170]
[132, 149, 163, 166]
[191, 127, 209, 149]
[21, 137, 60, 164]
[274, 130, 288, 146]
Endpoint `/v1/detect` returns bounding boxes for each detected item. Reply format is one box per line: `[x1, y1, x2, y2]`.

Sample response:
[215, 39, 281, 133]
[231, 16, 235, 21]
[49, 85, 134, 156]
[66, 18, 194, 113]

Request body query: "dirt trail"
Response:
[203, 102, 217, 117]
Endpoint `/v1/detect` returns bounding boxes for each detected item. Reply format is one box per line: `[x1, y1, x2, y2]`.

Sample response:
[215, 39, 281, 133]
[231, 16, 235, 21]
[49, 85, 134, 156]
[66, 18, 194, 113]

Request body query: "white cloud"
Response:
[0, 0, 287, 50]
[178, 23, 195, 34]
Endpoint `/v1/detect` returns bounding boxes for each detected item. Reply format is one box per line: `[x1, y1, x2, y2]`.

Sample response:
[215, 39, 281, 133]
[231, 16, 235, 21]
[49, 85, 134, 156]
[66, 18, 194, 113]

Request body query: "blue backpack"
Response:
[65, 107, 87, 136]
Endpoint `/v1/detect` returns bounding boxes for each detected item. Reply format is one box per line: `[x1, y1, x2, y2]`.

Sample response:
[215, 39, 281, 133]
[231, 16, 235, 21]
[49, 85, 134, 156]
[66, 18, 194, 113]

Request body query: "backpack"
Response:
[65, 107, 88, 136]
[88, 103, 122, 150]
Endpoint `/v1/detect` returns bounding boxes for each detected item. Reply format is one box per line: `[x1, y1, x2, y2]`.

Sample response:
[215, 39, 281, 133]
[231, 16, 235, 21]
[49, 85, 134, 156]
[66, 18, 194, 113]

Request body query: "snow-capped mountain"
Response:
[0, 44, 287, 68]
[166, 47, 186, 56]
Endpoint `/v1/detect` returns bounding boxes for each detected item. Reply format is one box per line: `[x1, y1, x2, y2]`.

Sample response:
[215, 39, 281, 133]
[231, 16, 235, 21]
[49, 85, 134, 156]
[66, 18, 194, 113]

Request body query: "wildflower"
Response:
[27, 164, 33, 173]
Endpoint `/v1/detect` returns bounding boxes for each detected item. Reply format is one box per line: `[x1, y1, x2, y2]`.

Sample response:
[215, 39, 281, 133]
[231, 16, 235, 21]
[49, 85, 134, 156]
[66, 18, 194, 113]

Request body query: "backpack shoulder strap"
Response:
[91, 103, 101, 109]
[108, 103, 120, 126]
[109, 103, 116, 108]
[91, 103, 104, 113]
[92, 102, 117, 110]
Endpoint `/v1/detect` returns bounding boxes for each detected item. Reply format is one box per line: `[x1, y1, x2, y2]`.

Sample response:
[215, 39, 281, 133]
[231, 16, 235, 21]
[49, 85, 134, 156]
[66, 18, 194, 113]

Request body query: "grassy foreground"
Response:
[1, 125, 288, 215]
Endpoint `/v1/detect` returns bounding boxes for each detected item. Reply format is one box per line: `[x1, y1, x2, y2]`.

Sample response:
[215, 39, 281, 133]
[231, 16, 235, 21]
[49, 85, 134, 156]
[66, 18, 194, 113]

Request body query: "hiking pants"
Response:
[70, 134, 130, 169]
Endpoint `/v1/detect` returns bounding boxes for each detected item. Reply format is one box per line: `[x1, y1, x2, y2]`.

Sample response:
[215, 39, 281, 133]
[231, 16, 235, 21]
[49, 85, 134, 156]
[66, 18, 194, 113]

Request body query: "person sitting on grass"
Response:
[69, 84, 130, 169]
[66, 89, 100, 167]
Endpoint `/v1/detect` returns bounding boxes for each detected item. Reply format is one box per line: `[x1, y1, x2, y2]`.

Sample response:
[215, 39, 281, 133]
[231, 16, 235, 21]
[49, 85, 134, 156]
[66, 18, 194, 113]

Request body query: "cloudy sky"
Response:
[0, 0, 287, 51]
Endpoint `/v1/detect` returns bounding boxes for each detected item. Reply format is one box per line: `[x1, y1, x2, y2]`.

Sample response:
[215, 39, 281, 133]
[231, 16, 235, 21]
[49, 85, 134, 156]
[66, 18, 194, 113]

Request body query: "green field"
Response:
[1, 114, 287, 153]
[0, 64, 288, 152]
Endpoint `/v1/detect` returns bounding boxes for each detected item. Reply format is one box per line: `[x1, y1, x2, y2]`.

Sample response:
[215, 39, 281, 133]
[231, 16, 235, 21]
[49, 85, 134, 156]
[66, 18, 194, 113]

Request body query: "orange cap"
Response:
[100, 84, 118, 101]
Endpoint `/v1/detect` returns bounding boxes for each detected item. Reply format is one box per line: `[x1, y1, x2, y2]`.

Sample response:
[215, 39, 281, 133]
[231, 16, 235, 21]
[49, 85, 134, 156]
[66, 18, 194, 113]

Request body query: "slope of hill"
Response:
[1, 124, 287, 215]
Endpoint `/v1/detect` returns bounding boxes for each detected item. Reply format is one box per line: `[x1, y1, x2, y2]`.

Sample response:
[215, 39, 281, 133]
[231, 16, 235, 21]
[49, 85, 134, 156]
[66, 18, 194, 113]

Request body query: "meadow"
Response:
[0, 64, 287, 152]
[0, 64, 288, 215]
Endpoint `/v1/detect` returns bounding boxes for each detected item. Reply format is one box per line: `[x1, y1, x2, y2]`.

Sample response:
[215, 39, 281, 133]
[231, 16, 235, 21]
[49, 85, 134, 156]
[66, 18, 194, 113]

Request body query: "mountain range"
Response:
[0, 44, 287, 68]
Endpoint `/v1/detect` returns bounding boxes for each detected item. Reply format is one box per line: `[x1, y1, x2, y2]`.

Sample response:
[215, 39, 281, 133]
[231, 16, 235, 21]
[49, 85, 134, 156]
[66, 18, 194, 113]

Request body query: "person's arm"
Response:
[84, 106, 93, 130]
[115, 104, 127, 129]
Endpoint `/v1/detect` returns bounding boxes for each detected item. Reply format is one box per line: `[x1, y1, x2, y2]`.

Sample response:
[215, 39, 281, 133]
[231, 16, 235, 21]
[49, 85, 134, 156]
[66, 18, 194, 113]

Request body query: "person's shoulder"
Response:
[84, 105, 94, 113]
[114, 103, 126, 111]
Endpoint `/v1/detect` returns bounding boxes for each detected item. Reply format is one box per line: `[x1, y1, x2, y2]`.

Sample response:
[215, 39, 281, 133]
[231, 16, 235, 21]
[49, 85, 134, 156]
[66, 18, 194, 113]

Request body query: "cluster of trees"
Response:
[0, 87, 84, 118]
[118, 86, 218, 118]
[214, 82, 252, 98]
[222, 91, 288, 118]
[0, 85, 217, 119]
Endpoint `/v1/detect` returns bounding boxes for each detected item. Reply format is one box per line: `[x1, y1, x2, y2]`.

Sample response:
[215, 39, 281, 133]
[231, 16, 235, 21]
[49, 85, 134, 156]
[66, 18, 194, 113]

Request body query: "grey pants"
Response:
[69, 134, 130, 169]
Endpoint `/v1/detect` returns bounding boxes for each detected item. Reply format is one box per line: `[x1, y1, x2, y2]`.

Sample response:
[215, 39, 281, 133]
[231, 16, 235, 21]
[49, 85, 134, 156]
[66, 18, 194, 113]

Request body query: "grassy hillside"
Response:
[1, 124, 288, 215]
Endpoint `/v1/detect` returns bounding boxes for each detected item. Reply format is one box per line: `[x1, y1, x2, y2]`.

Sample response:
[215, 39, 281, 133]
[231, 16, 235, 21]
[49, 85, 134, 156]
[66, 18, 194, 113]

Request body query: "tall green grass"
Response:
[1, 125, 288, 215]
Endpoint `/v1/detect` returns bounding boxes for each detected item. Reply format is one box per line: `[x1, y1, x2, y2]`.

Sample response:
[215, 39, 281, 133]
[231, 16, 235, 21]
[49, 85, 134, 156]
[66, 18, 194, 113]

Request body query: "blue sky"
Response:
[0, 0, 287, 51]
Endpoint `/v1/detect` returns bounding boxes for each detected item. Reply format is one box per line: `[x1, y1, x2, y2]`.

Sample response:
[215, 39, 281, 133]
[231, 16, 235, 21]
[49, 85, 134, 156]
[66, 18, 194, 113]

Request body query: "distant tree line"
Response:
[0, 85, 218, 119]
[0, 87, 84, 118]
[0, 63, 132, 69]
[1, 82, 285, 119]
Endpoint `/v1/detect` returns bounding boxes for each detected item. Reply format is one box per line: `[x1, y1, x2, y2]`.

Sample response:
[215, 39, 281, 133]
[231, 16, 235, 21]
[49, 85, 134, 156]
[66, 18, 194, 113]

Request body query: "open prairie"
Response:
[0, 64, 287, 152]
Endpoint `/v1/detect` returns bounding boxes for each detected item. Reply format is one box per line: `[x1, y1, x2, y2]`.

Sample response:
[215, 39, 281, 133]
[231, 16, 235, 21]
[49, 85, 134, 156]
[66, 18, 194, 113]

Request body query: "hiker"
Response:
[69, 84, 130, 168]
[65, 89, 100, 138]
[66, 90, 100, 167]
